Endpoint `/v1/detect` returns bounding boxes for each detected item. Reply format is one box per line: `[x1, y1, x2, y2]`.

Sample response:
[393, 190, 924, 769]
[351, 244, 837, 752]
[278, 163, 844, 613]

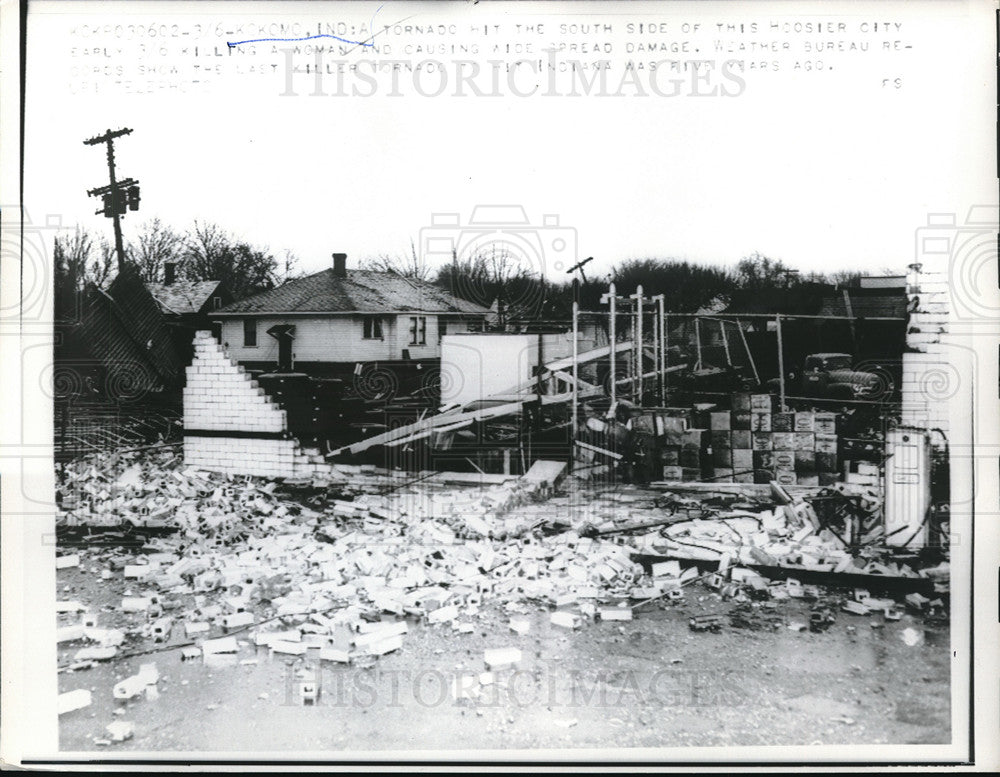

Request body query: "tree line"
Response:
[365, 247, 887, 323]
[55, 219, 894, 323]
[54, 219, 298, 308]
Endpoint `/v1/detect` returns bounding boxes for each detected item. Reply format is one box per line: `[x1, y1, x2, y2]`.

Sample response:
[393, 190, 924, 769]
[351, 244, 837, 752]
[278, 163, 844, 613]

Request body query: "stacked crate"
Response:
[659, 414, 705, 482]
[702, 394, 842, 485]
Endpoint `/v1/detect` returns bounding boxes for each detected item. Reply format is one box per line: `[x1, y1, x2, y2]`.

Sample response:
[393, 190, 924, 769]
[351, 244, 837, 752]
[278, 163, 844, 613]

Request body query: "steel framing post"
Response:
[571, 300, 579, 471]
[660, 296, 667, 404]
[607, 283, 616, 404]
[631, 285, 644, 403]
[652, 294, 661, 405]
[776, 313, 786, 411]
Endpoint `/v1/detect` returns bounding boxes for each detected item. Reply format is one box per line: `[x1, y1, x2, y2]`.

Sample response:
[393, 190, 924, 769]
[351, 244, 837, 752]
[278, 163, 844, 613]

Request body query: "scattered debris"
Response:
[106, 721, 135, 742]
[54, 444, 948, 708]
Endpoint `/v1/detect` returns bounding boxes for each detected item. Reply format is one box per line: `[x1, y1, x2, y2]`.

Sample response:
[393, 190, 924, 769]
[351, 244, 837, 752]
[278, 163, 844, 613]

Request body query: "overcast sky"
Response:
[24, 0, 993, 281]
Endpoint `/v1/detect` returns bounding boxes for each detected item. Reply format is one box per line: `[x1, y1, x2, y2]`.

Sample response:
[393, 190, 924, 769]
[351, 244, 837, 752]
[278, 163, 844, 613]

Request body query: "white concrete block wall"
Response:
[903, 253, 951, 442]
[183, 331, 336, 479]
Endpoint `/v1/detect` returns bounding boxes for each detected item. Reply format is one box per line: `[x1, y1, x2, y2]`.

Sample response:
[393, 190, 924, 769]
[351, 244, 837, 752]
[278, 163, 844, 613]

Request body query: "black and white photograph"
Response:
[1, 0, 997, 768]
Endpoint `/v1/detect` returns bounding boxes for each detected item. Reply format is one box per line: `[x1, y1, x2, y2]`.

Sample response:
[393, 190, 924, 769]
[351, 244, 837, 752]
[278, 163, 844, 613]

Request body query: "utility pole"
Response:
[84, 128, 140, 272]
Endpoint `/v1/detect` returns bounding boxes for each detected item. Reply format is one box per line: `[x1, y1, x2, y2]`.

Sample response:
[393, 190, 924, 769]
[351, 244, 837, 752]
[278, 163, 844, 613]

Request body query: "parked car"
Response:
[769, 352, 887, 400]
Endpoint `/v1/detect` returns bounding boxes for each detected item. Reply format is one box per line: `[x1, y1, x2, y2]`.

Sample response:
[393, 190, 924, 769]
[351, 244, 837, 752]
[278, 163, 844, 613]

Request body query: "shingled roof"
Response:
[217, 269, 490, 316]
[147, 280, 224, 316]
[817, 288, 908, 319]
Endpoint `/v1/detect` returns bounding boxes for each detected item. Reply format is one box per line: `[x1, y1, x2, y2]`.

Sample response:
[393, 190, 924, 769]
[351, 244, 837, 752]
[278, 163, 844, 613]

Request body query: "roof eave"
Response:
[213, 309, 488, 317]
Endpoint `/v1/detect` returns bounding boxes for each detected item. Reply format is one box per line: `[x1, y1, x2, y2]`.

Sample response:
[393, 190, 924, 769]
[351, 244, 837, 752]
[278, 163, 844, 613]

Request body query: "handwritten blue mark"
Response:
[227, 33, 374, 49]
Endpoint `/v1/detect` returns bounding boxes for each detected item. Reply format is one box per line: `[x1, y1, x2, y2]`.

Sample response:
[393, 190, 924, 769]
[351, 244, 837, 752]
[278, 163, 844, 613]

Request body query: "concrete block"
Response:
[106, 721, 135, 742]
[56, 554, 80, 570]
[651, 560, 681, 578]
[58, 688, 92, 715]
[599, 607, 633, 621]
[366, 633, 404, 656]
[113, 675, 148, 700]
[151, 618, 173, 642]
[122, 597, 152, 613]
[319, 647, 351, 663]
[202, 636, 239, 654]
[509, 617, 531, 635]
[550, 611, 578, 629]
[271, 640, 308, 656]
[185, 622, 210, 637]
[57, 625, 86, 643]
[354, 621, 408, 649]
[223, 611, 255, 630]
[428, 604, 459, 624]
[74, 646, 118, 661]
[484, 647, 522, 669]
[181, 646, 202, 661]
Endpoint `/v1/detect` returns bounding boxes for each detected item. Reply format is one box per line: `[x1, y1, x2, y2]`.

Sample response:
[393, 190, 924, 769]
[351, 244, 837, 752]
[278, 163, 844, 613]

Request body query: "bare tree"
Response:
[181, 220, 281, 300]
[435, 243, 542, 327]
[54, 227, 116, 290]
[127, 218, 185, 283]
[359, 238, 433, 281]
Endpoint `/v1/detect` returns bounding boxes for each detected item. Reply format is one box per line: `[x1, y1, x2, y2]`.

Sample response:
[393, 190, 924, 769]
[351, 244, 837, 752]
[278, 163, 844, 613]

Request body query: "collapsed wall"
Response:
[183, 331, 329, 478]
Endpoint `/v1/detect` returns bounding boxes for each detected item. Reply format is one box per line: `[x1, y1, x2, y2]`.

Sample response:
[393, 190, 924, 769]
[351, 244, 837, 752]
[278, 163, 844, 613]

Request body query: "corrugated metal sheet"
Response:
[218, 269, 491, 316]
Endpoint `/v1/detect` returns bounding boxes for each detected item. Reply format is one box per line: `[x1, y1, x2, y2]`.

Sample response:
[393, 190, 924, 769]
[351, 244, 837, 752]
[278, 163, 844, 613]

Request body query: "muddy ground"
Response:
[57, 561, 951, 753]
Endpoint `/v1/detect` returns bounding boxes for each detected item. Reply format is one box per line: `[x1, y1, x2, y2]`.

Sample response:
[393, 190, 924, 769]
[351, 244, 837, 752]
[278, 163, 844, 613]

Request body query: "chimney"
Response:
[332, 253, 347, 278]
[164, 262, 177, 285]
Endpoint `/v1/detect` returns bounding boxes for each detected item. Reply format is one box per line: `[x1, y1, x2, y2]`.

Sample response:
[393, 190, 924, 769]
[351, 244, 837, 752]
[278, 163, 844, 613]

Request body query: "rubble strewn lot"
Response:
[56, 448, 950, 750]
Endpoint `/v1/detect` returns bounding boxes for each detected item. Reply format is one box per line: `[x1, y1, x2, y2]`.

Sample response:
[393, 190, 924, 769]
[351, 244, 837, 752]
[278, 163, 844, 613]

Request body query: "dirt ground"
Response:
[57, 561, 951, 753]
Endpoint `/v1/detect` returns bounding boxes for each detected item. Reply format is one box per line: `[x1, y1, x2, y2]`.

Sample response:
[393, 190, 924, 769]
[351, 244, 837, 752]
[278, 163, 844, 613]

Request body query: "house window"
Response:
[439, 319, 447, 342]
[409, 316, 426, 345]
[363, 316, 383, 340]
[243, 319, 257, 347]
[212, 296, 222, 310]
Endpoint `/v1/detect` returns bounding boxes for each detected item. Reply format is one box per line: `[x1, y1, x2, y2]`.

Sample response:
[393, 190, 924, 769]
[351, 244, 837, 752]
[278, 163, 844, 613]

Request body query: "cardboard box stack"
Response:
[660, 394, 843, 486]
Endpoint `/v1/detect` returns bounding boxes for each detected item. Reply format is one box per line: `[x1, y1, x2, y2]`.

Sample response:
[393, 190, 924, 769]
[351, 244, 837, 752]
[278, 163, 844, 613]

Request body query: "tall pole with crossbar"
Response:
[84, 128, 140, 273]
